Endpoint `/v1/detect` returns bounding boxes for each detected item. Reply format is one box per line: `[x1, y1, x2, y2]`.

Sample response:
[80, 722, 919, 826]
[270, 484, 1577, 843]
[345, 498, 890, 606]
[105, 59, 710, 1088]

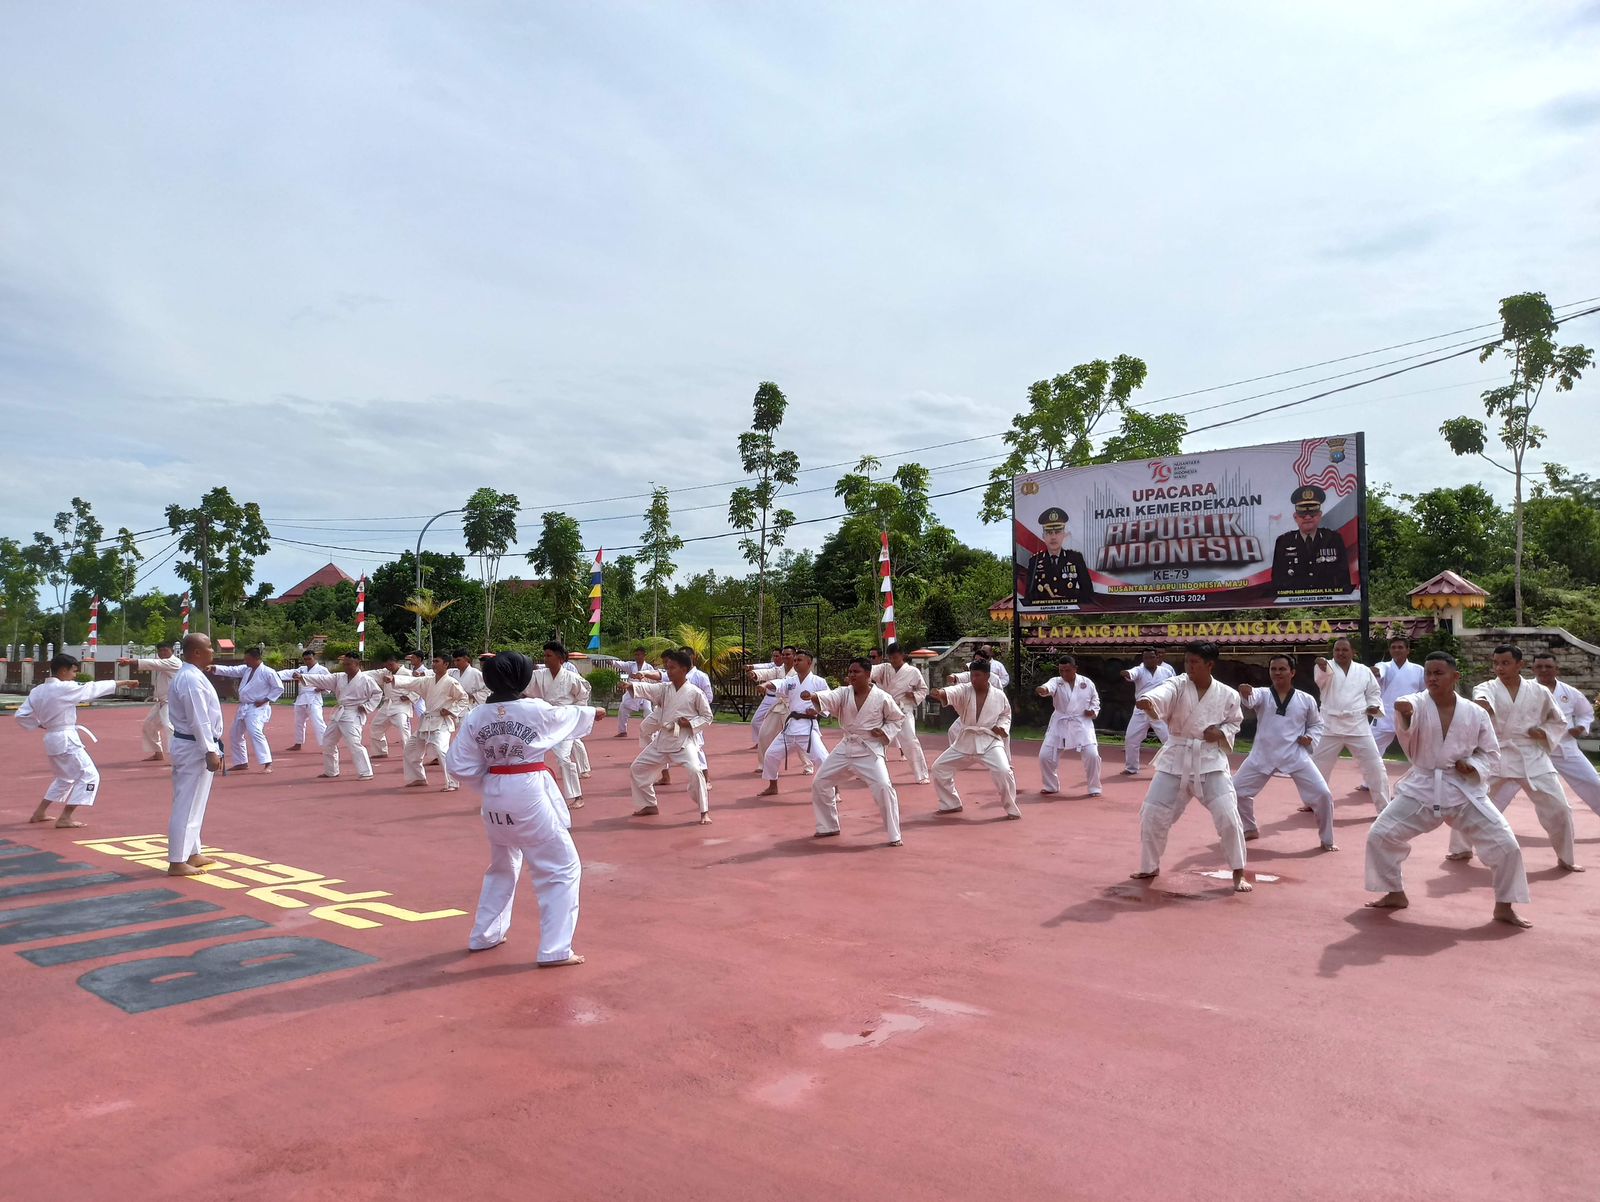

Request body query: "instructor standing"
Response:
[165, 633, 224, 878]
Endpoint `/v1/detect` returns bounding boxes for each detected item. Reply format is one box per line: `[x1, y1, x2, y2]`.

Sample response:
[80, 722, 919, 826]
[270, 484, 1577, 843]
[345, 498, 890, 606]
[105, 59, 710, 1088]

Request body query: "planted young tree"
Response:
[728, 381, 800, 647]
[527, 511, 587, 643]
[1440, 292, 1594, 624]
[461, 488, 520, 650]
[401, 588, 458, 659]
[165, 487, 271, 637]
[109, 527, 143, 645]
[29, 497, 104, 643]
[639, 486, 683, 635]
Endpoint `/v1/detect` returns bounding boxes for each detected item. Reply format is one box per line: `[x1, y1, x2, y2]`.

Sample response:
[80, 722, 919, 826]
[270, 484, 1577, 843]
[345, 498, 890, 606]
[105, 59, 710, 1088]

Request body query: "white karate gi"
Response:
[447, 699, 595, 962]
[165, 663, 223, 864]
[1038, 674, 1103, 795]
[1122, 662, 1175, 771]
[754, 667, 806, 762]
[762, 672, 831, 782]
[1372, 658, 1425, 756]
[524, 665, 592, 799]
[367, 667, 416, 757]
[135, 654, 181, 756]
[1367, 692, 1528, 903]
[1234, 686, 1334, 846]
[1546, 679, 1600, 818]
[1445, 677, 1575, 865]
[810, 684, 904, 842]
[16, 678, 121, 809]
[393, 670, 469, 787]
[449, 664, 490, 708]
[871, 661, 930, 783]
[930, 683, 1020, 816]
[211, 661, 283, 768]
[617, 660, 660, 735]
[303, 668, 382, 778]
[749, 662, 782, 745]
[1311, 660, 1389, 807]
[628, 680, 713, 814]
[280, 663, 329, 746]
[1135, 674, 1247, 873]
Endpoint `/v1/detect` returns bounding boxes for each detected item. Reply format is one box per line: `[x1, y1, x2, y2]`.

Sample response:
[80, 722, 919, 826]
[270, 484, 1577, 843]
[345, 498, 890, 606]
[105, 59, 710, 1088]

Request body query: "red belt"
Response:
[488, 762, 551, 776]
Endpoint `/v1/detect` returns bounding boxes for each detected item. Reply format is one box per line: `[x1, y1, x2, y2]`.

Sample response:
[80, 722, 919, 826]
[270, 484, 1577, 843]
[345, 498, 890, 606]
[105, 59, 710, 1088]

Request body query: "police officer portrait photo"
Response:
[1023, 506, 1096, 606]
[1269, 484, 1352, 597]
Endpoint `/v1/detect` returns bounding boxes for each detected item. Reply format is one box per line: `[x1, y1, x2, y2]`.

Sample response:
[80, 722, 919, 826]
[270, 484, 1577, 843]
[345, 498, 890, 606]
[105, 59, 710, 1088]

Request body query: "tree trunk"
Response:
[1513, 462, 1525, 626]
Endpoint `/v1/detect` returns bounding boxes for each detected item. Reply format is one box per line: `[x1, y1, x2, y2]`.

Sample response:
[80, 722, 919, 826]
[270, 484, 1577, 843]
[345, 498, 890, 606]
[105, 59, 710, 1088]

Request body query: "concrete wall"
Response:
[1458, 627, 1600, 694]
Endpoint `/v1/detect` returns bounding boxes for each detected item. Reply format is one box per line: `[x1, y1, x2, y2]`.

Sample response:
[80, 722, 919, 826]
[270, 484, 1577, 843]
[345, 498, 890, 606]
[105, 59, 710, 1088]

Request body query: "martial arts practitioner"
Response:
[17, 653, 138, 828]
[803, 658, 905, 846]
[625, 648, 713, 823]
[977, 644, 1011, 690]
[944, 646, 1008, 747]
[1310, 639, 1389, 811]
[164, 634, 225, 877]
[1120, 647, 1174, 774]
[404, 651, 428, 724]
[210, 646, 283, 773]
[302, 653, 382, 779]
[523, 642, 593, 807]
[449, 651, 489, 707]
[758, 649, 831, 796]
[751, 650, 812, 771]
[1372, 636, 1425, 759]
[388, 654, 469, 790]
[123, 642, 180, 761]
[1234, 655, 1336, 851]
[446, 651, 604, 966]
[1036, 655, 1102, 797]
[927, 660, 1022, 819]
[748, 648, 789, 748]
[1532, 651, 1600, 820]
[615, 647, 660, 738]
[871, 642, 930, 783]
[1365, 651, 1532, 927]
[281, 650, 327, 750]
[1128, 641, 1252, 892]
[1445, 645, 1581, 872]
[366, 652, 415, 759]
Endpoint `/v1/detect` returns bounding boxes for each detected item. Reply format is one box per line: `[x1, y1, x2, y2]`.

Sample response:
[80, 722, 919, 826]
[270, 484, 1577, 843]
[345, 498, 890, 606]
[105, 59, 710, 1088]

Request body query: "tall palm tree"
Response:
[402, 588, 458, 659]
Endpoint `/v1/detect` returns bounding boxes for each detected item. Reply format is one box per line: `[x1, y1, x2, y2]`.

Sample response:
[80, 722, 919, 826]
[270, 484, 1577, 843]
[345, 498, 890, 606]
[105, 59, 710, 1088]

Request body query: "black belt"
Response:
[173, 731, 195, 741]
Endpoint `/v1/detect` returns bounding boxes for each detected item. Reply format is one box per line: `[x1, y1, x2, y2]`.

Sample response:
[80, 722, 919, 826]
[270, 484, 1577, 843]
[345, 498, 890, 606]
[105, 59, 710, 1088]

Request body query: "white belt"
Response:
[1167, 736, 1211, 794]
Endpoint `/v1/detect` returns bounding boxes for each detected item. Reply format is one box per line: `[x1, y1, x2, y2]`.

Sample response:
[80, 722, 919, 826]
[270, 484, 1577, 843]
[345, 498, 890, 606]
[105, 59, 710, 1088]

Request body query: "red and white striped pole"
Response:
[181, 592, 191, 636]
[357, 575, 367, 658]
[87, 598, 99, 659]
[879, 532, 896, 644]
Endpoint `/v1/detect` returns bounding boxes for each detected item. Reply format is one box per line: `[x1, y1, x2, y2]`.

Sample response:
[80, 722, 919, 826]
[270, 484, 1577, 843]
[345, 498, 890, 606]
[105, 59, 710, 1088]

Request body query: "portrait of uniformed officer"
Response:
[1270, 485, 1352, 595]
[1023, 507, 1095, 605]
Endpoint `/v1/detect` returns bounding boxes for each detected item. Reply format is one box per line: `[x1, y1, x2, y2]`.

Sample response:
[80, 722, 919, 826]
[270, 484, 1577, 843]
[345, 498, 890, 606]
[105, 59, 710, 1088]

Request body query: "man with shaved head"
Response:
[164, 633, 225, 876]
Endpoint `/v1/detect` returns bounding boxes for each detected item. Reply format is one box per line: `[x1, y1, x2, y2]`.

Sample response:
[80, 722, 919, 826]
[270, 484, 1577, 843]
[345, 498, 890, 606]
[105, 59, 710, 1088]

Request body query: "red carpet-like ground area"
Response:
[3, 704, 1599, 1202]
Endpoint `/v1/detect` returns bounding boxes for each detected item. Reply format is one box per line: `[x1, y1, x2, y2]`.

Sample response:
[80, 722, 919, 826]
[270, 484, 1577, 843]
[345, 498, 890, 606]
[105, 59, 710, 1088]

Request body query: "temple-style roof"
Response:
[270, 563, 354, 605]
[1408, 570, 1489, 608]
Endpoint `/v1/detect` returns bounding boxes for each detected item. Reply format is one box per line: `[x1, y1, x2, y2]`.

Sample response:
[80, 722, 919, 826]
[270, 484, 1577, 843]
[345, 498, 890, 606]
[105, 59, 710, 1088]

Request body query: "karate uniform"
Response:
[1446, 678, 1576, 865]
[1367, 692, 1528, 903]
[280, 663, 329, 747]
[367, 667, 416, 757]
[524, 665, 592, 799]
[1311, 660, 1389, 807]
[617, 661, 660, 736]
[810, 684, 905, 842]
[449, 664, 490, 708]
[1546, 680, 1600, 818]
[1135, 674, 1247, 874]
[135, 654, 181, 756]
[762, 672, 831, 782]
[1234, 686, 1334, 846]
[754, 666, 803, 762]
[165, 663, 223, 865]
[749, 662, 782, 745]
[871, 661, 930, 783]
[16, 678, 121, 810]
[1372, 658, 1425, 756]
[447, 698, 595, 962]
[303, 668, 382, 778]
[211, 661, 284, 769]
[628, 680, 713, 814]
[1038, 674, 1102, 795]
[1123, 662, 1175, 771]
[930, 683, 1020, 816]
[393, 671, 469, 787]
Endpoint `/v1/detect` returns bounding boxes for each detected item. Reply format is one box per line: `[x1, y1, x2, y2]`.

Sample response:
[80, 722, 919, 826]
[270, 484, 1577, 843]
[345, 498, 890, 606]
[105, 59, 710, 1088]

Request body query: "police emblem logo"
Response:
[1021, 480, 1040, 496]
[496, 705, 507, 716]
[1326, 437, 1346, 463]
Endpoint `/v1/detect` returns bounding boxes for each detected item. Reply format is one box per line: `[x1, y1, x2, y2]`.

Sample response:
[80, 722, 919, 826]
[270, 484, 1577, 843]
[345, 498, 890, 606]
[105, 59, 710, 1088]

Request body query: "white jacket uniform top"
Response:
[1241, 686, 1323, 772]
[871, 662, 928, 709]
[619, 660, 662, 683]
[1472, 677, 1566, 779]
[940, 682, 1012, 755]
[1549, 680, 1595, 744]
[303, 668, 383, 714]
[524, 664, 591, 706]
[446, 699, 597, 796]
[1141, 674, 1243, 786]
[394, 671, 470, 732]
[212, 662, 285, 705]
[686, 667, 713, 705]
[1313, 661, 1382, 736]
[369, 667, 418, 715]
[628, 680, 713, 754]
[449, 665, 489, 706]
[167, 663, 225, 753]
[280, 665, 326, 703]
[135, 655, 182, 702]
[1391, 691, 1500, 812]
[16, 678, 121, 750]
[1040, 675, 1099, 751]
[775, 672, 830, 721]
[1127, 662, 1176, 699]
[1376, 659, 1425, 714]
[811, 685, 904, 758]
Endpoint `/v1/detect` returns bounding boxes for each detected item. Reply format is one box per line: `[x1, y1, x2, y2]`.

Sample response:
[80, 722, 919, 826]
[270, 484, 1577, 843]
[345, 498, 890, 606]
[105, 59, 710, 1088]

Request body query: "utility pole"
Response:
[414, 509, 464, 649]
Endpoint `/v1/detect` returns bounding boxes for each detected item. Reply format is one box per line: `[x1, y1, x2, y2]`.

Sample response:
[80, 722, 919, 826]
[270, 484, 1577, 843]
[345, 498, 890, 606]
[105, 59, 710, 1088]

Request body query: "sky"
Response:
[3, 1, 1598, 605]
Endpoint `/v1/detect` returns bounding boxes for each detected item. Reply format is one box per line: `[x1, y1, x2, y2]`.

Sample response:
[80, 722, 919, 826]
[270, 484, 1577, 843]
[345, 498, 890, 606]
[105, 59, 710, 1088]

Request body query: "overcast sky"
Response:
[3, 1, 1598, 604]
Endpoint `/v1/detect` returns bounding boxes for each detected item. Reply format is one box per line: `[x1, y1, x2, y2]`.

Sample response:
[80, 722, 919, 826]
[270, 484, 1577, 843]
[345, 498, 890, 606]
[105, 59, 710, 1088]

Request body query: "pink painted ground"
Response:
[3, 704, 1598, 1202]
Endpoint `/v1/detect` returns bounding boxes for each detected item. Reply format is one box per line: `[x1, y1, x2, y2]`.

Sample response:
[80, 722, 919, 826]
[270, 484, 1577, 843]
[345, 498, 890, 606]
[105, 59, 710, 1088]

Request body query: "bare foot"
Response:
[167, 862, 203, 876]
[758, 783, 778, 796]
[1320, 842, 1338, 852]
[54, 819, 87, 829]
[467, 939, 506, 953]
[28, 811, 53, 824]
[633, 805, 659, 817]
[316, 773, 337, 779]
[1232, 870, 1253, 893]
[571, 798, 585, 809]
[1444, 850, 1472, 862]
[188, 855, 219, 868]
[1558, 861, 1586, 873]
[230, 764, 247, 772]
[287, 744, 302, 751]
[262, 765, 273, 774]
[1365, 891, 1409, 910]
[1493, 903, 1532, 929]
[698, 814, 712, 825]
[1004, 812, 1023, 820]
[580, 771, 592, 779]
[405, 780, 427, 788]
[887, 839, 903, 847]
[813, 830, 841, 839]
[1243, 830, 1259, 842]
[1038, 789, 1057, 796]
[659, 773, 671, 785]
[935, 806, 963, 815]
[536, 954, 586, 968]
[1296, 804, 1312, 813]
[1129, 870, 1159, 880]
[143, 753, 164, 762]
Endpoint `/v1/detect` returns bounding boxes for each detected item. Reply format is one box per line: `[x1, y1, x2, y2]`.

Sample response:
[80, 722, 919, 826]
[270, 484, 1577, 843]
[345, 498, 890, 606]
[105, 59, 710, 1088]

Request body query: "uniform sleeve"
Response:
[1313, 662, 1332, 692]
[14, 693, 40, 730]
[907, 671, 928, 705]
[991, 691, 1013, 736]
[1141, 676, 1181, 721]
[1470, 681, 1496, 714]
[1465, 705, 1501, 781]
[1573, 690, 1595, 735]
[210, 664, 247, 679]
[1216, 688, 1243, 749]
[1362, 668, 1382, 710]
[879, 693, 905, 742]
[444, 718, 487, 780]
[1535, 686, 1571, 748]
[686, 689, 714, 733]
[393, 673, 428, 696]
[264, 671, 285, 702]
[1394, 692, 1426, 761]
[1084, 681, 1100, 713]
[1303, 696, 1325, 743]
[811, 686, 849, 717]
[1241, 687, 1267, 716]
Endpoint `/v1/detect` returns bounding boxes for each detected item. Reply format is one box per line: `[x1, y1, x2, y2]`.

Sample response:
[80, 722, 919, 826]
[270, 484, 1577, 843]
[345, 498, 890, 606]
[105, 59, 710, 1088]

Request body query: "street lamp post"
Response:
[414, 509, 464, 649]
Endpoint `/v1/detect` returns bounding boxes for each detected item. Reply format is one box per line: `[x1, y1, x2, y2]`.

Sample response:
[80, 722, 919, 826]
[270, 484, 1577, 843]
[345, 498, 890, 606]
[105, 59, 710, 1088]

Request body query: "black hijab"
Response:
[483, 651, 534, 702]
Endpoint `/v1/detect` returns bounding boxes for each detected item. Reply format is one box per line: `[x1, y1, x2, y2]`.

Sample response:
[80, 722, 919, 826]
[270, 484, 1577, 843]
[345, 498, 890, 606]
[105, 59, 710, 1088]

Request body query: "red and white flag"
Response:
[879, 532, 896, 643]
[357, 575, 367, 657]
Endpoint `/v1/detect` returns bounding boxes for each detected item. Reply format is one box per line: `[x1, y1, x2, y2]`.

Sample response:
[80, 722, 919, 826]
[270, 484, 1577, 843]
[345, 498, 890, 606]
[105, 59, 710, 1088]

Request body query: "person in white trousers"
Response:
[1310, 639, 1389, 810]
[299, 653, 383, 779]
[366, 652, 415, 759]
[928, 660, 1021, 819]
[1129, 642, 1252, 893]
[124, 642, 180, 761]
[1121, 648, 1174, 774]
[758, 650, 831, 795]
[1365, 651, 1531, 928]
[1446, 644, 1581, 872]
[446, 651, 606, 966]
[1371, 636, 1425, 759]
[1532, 650, 1600, 821]
[523, 641, 593, 807]
[1234, 655, 1335, 851]
[624, 648, 714, 823]
[871, 642, 930, 784]
[163, 634, 225, 877]
[615, 647, 660, 737]
[17, 653, 138, 828]
[211, 646, 283, 773]
[388, 655, 469, 790]
[749, 647, 790, 746]
[403, 651, 428, 724]
[1036, 655, 1102, 797]
[804, 659, 905, 846]
[281, 650, 328, 750]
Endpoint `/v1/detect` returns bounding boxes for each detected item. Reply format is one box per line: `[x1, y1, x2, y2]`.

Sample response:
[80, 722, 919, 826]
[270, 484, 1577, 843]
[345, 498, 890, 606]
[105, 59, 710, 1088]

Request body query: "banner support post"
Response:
[1356, 431, 1371, 662]
[1011, 487, 1023, 701]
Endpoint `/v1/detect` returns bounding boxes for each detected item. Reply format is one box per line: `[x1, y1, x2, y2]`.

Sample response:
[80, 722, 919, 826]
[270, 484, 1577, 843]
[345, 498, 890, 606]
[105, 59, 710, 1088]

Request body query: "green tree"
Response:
[604, 553, 639, 644]
[165, 487, 271, 638]
[728, 381, 800, 648]
[1439, 292, 1594, 623]
[369, 551, 470, 651]
[106, 527, 143, 645]
[980, 356, 1184, 523]
[461, 488, 521, 650]
[400, 587, 458, 659]
[139, 598, 172, 651]
[1, 536, 44, 650]
[29, 497, 104, 643]
[527, 511, 587, 644]
[639, 486, 683, 635]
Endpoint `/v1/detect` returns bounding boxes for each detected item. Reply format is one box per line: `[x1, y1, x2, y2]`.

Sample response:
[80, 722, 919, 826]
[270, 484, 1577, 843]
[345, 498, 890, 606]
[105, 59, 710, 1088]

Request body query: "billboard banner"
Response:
[1013, 433, 1363, 616]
